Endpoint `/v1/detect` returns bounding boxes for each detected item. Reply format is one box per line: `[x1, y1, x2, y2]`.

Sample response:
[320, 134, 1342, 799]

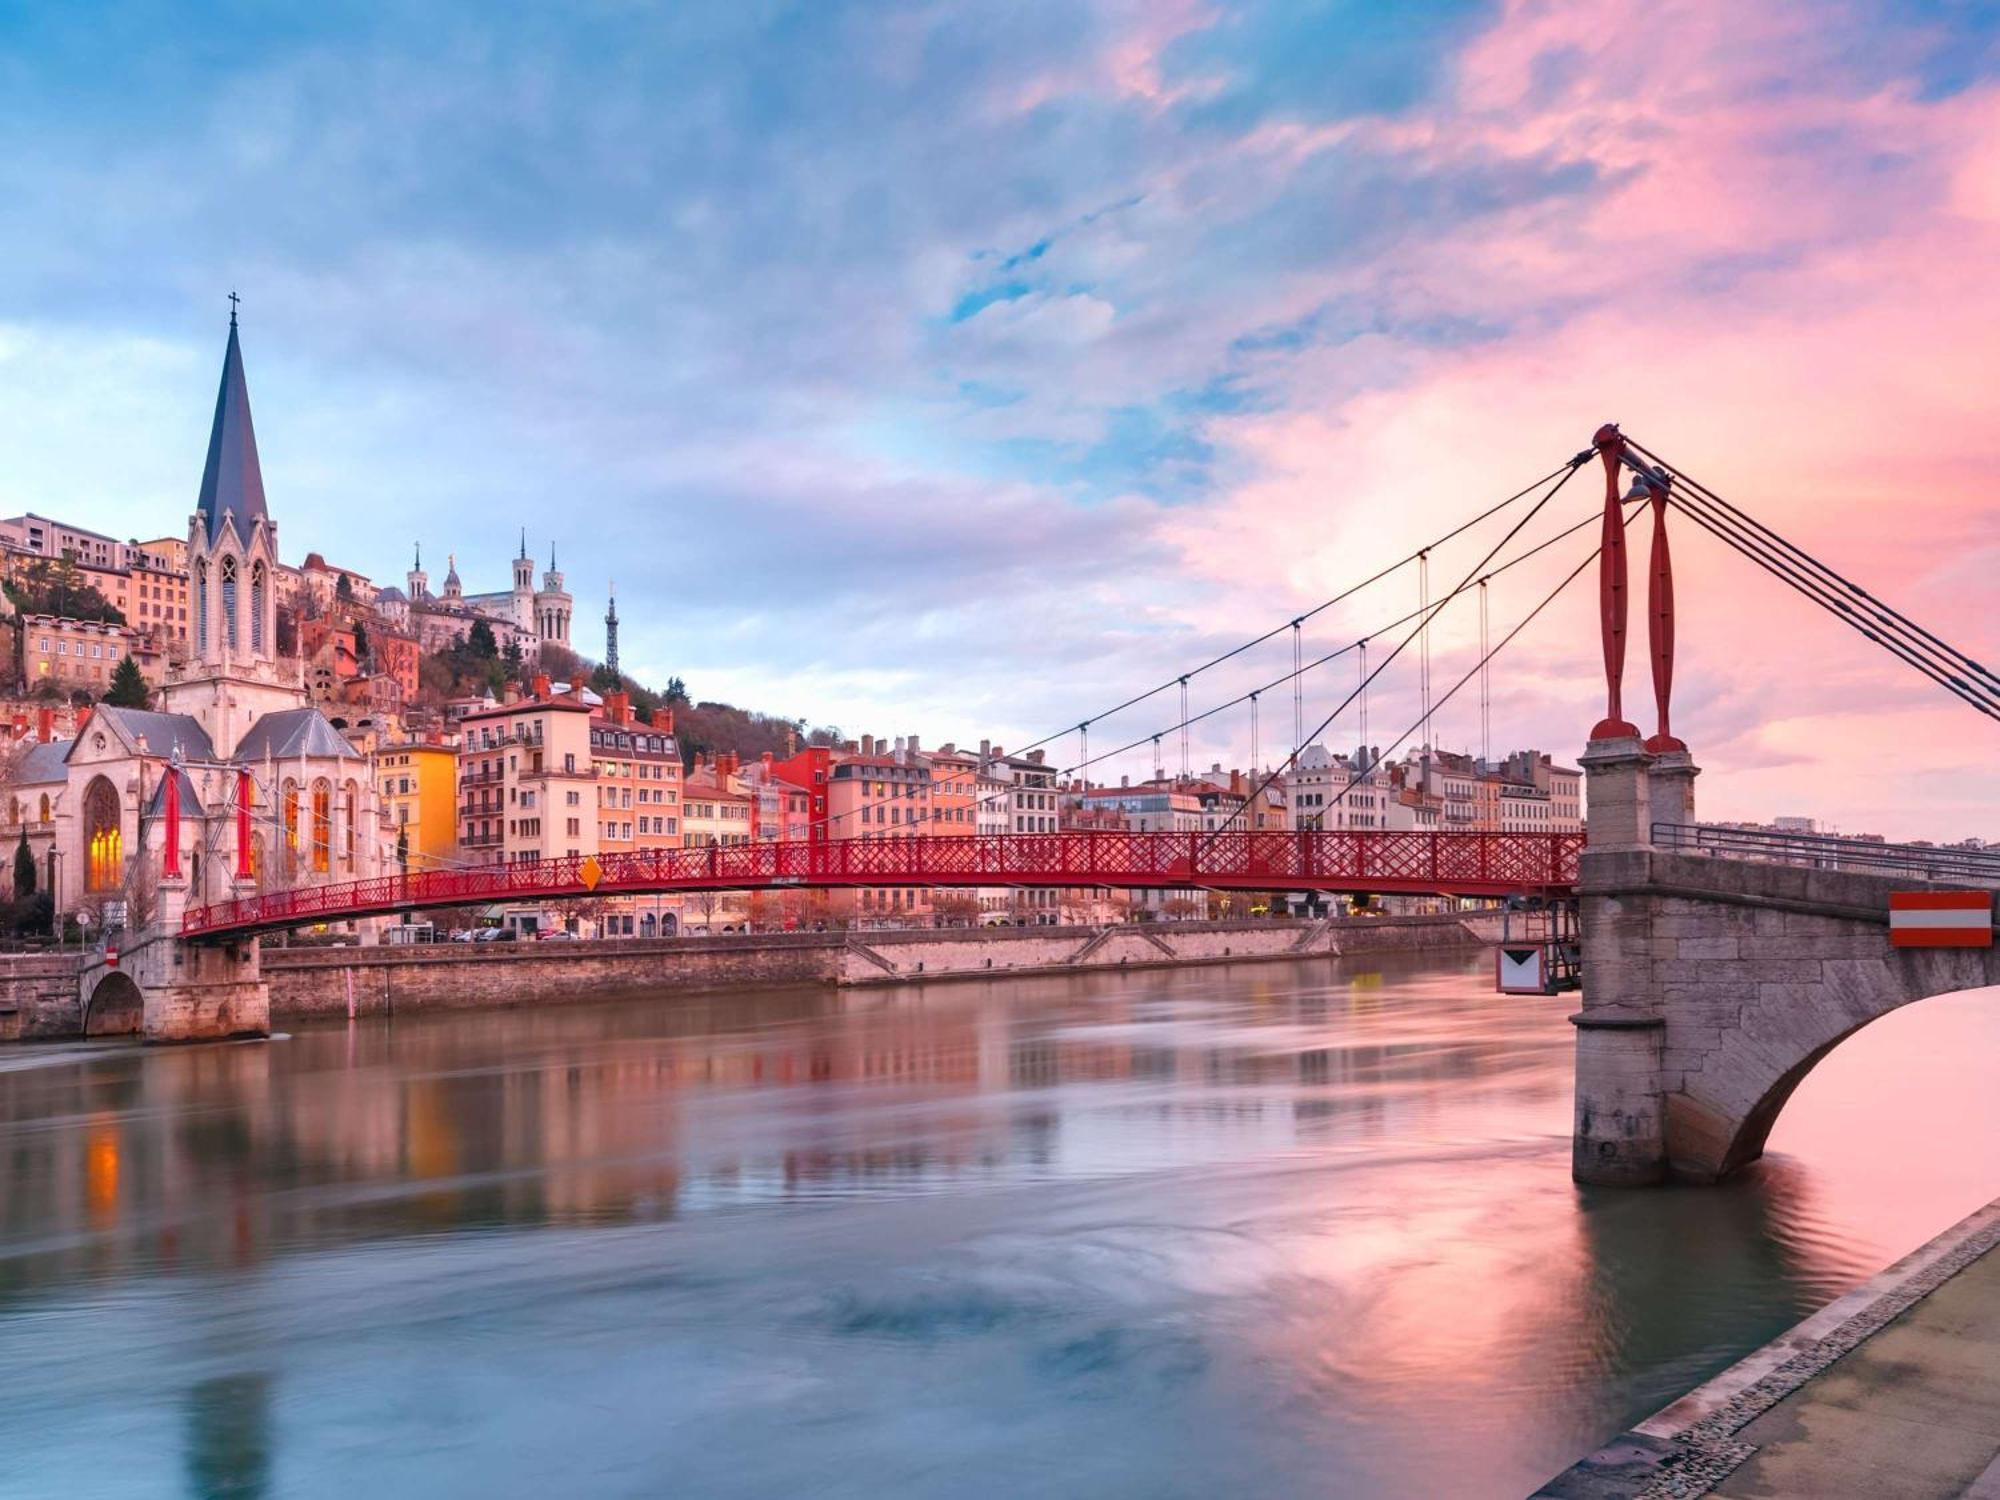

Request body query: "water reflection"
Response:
[0, 956, 1992, 1499]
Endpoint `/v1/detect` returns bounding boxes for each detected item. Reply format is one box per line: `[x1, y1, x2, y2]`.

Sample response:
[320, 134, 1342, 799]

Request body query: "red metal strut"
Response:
[1642, 466, 1684, 753]
[1589, 424, 1641, 740]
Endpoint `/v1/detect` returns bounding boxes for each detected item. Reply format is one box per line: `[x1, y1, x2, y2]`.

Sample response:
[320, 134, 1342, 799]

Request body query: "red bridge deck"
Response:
[180, 829, 1583, 939]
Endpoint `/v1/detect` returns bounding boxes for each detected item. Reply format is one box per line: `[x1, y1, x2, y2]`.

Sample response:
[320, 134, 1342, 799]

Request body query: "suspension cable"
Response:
[1321, 539, 1605, 814]
[1624, 437, 1999, 710]
[1200, 457, 1590, 846]
[986, 453, 1593, 767]
[1665, 489, 1999, 720]
[1061, 502, 1603, 780]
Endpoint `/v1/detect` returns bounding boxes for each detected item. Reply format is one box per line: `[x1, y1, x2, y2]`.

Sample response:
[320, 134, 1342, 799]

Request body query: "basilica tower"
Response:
[535, 545, 572, 648]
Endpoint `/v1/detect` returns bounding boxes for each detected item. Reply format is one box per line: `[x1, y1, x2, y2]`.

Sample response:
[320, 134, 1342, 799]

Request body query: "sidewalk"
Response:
[1536, 1197, 2000, 1499]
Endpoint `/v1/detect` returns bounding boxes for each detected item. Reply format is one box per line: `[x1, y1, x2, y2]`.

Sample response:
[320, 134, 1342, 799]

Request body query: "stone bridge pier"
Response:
[78, 875, 269, 1044]
[1571, 737, 1999, 1186]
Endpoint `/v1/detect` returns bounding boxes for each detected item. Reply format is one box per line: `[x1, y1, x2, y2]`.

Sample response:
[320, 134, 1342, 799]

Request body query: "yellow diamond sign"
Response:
[579, 856, 604, 892]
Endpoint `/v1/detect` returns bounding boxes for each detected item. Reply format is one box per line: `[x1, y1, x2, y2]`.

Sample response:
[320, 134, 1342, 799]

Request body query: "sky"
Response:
[1, 0, 1995, 839]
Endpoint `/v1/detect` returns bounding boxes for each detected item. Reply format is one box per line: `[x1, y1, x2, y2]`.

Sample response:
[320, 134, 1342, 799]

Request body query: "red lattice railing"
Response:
[180, 830, 1582, 938]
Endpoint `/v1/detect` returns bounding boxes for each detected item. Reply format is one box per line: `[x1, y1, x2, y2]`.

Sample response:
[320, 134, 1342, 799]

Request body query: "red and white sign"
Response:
[1889, 891, 1994, 948]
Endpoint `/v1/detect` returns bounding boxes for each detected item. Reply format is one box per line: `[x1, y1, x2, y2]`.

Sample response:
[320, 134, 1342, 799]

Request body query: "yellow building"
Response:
[374, 740, 459, 871]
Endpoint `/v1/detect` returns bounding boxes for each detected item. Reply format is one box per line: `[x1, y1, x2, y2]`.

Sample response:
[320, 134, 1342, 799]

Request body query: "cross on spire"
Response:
[228, 290, 240, 326]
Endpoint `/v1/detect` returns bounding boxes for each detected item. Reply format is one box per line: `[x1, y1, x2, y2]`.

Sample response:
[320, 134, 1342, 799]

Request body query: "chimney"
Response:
[907, 733, 920, 755]
[1230, 770, 1244, 796]
[503, 683, 521, 705]
[718, 752, 739, 777]
[604, 690, 631, 724]
[782, 727, 796, 755]
[75, 706, 91, 734]
[761, 751, 774, 768]
[652, 707, 675, 733]
[861, 734, 875, 757]
[532, 673, 551, 700]
[1027, 749, 1045, 765]
[979, 738, 991, 762]
[1121, 774, 1130, 787]
[893, 736, 905, 762]
[36, 706, 53, 743]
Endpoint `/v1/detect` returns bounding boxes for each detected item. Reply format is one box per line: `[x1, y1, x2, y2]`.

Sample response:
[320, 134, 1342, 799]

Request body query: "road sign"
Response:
[1496, 944, 1547, 994]
[579, 856, 604, 892]
[1889, 891, 1993, 948]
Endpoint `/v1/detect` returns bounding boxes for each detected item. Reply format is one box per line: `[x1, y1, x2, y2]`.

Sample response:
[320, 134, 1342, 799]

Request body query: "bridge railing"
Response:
[1652, 822, 2000, 886]
[179, 829, 1584, 938]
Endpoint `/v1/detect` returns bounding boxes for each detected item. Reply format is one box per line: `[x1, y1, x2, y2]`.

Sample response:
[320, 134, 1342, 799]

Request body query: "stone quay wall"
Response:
[264, 913, 1498, 1023]
[0, 952, 87, 1041]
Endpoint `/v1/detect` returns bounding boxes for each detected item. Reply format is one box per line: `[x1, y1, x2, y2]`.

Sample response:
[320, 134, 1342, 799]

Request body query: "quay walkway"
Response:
[1538, 1197, 2000, 1498]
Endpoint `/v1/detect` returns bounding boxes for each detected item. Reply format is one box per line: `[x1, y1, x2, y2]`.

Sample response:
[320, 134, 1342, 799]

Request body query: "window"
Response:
[220, 554, 239, 650]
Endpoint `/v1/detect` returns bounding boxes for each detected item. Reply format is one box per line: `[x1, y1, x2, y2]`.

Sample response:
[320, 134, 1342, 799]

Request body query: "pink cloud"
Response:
[1146, 0, 1999, 839]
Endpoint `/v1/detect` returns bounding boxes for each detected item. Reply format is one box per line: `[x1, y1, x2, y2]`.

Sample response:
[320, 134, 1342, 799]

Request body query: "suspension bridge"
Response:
[75, 424, 2000, 1187]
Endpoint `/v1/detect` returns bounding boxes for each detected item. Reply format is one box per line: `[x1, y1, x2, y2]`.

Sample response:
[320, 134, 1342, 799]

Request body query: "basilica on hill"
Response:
[9, 311, 393, 918]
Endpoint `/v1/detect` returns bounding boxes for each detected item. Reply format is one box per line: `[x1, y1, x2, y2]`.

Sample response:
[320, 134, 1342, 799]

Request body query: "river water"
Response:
[1, 952, 1995, 1499]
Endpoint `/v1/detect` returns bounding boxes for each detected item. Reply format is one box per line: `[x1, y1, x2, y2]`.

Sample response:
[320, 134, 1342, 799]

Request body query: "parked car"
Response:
[536, 929, 580, 942]
[474, 928, 517, 943]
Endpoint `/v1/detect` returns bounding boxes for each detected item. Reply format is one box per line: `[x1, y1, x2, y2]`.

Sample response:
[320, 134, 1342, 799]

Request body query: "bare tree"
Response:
[931, 892, 980, 928]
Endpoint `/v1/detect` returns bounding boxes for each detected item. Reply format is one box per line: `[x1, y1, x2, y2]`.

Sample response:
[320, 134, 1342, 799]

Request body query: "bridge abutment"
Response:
[1573, 737, 1670, 1185]
[83, 877, 271, 1044]
[1571, 744, 1999, 1185]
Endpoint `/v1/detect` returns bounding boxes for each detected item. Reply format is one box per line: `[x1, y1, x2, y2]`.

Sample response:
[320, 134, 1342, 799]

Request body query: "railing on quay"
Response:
[1652, 822, 2000, 886]
[180, 828, 1584, 939]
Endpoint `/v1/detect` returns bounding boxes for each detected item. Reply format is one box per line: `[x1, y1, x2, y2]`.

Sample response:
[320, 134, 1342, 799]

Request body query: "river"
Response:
[0, 952, 1995, 1499]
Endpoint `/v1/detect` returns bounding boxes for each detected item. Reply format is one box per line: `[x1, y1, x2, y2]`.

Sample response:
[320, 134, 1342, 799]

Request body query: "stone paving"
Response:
[1536, 1197, 2000, 1498]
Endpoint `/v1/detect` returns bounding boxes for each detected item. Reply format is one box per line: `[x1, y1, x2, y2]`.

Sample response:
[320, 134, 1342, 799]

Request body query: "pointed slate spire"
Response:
[196, 309, 270, 545]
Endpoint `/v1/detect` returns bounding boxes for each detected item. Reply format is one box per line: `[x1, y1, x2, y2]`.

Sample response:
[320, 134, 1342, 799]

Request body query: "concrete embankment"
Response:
[1536, 1195, 2000, 1498]
[261, 912, 1502, 1023]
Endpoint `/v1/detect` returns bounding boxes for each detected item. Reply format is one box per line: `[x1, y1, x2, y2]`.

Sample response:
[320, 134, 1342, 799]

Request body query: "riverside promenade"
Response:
[1539, 1196, 2000, 1498]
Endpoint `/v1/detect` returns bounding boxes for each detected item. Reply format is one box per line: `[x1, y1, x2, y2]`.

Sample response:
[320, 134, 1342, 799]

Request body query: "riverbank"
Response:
[1536, 1194, 2000, 1498]
[263, 911, 1503, 1023]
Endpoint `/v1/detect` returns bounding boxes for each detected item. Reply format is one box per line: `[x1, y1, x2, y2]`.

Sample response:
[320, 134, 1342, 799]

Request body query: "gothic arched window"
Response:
[220, 556, 239, 652]
[195, 559, 209, 657]
[83, 776, 121, 892]
[250, 561, 266, 652]
[311, 779, 332, 874]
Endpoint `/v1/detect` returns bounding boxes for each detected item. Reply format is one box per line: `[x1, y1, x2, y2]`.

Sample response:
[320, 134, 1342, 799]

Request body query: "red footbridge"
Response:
[179, 829, 1584, 940]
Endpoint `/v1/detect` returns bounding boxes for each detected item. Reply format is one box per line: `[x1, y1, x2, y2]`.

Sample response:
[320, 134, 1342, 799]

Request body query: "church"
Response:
[375, 532, 573, 656]
[8, 311, 393, 922]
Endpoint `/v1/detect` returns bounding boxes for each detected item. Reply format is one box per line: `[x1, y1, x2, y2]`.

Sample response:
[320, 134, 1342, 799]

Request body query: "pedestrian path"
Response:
[1536, 1197, 2000, 1499]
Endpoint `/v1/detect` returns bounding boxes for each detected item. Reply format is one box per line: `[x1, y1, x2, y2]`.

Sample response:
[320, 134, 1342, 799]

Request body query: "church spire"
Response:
[519, 527, 528, 561]
[196, 304, 270, 545]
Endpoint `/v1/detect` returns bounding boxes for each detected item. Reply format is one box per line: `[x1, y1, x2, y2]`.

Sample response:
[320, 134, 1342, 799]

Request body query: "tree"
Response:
[931, 892, 980, 927]
[588, 662, 622, 694]
[664, 676, 689, 706]
[351, 618, 369, 663]
[335, 572, 355, 601]
[503, 635, 524, 672]
[2, 557, 124, 624]
[466, 619, 498, 660]
[12, 832, 34, 899]
[103, 656, 150, 708]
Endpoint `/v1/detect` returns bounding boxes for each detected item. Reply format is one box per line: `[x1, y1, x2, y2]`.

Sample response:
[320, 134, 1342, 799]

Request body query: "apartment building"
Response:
[374, 739, 460, 871]
[589, 693, 681, 936]
[456, 680, 597, 933]
[19, 614, 137, 690]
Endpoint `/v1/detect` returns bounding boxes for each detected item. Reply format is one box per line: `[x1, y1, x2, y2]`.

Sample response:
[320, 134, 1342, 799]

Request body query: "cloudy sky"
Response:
[2, 0, 1995, 837]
